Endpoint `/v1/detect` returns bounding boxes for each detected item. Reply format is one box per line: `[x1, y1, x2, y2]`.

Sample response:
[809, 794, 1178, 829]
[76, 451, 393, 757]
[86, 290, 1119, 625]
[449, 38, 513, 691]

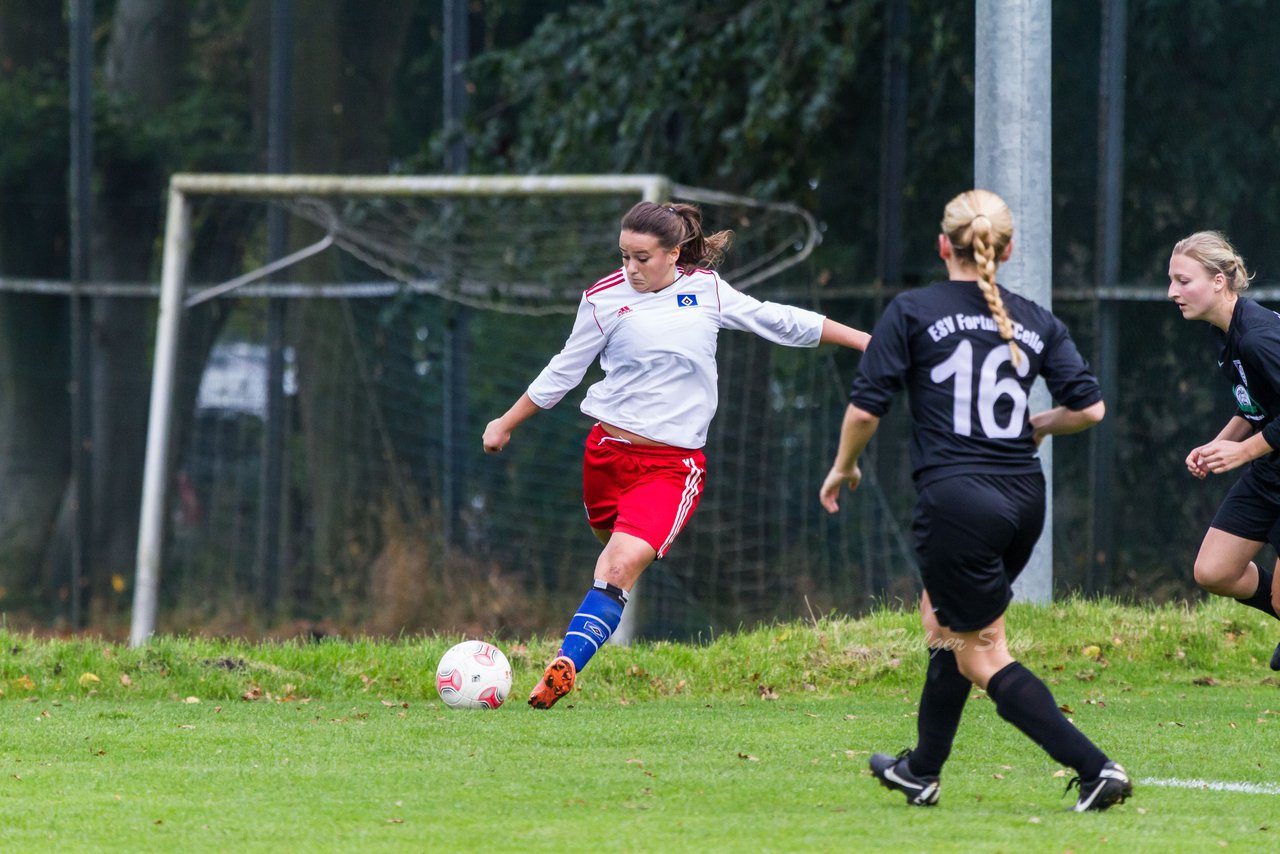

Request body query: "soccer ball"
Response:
[435, 640, 512, 709]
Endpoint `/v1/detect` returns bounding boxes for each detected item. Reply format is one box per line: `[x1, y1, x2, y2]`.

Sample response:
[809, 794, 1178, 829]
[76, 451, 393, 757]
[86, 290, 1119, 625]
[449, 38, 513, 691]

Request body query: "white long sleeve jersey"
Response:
[526, 267, 825, 449]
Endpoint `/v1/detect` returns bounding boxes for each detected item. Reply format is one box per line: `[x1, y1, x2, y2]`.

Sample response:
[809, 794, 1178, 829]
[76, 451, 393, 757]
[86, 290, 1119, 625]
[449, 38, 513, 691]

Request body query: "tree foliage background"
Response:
[0, 0, 1278, 632]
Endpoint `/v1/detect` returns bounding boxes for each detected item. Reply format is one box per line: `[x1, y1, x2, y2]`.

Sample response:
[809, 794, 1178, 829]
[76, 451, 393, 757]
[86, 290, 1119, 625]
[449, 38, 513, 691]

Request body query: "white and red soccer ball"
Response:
[435, 640, 512, 709]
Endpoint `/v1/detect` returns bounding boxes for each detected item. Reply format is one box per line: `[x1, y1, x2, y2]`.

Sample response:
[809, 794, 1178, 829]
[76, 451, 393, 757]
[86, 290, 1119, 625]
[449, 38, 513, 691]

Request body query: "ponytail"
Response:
[621, 201, 733, 270]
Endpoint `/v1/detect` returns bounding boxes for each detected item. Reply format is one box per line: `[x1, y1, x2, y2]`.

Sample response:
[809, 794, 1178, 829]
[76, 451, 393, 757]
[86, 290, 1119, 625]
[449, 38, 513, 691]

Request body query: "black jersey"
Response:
[849, 280, 1101, 486]
[1217, 297, 1280, 486]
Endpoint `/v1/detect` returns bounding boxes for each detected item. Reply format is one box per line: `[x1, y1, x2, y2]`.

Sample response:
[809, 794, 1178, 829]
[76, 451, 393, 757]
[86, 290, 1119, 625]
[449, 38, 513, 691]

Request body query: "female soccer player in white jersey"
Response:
[819, 189, 1131, 812]
[482, 200, 869, 709]
[1168, 231, 1280, 671]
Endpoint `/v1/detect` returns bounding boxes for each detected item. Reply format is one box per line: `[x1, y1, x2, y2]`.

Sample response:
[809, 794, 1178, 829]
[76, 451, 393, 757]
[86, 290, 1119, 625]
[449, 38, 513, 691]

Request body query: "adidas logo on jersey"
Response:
[617, 306, 632, 317]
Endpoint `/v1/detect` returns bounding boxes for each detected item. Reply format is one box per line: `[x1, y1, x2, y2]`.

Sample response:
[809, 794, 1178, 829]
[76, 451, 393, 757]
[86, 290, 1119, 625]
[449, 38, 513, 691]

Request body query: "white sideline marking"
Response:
[1139, 777, 1280, 796]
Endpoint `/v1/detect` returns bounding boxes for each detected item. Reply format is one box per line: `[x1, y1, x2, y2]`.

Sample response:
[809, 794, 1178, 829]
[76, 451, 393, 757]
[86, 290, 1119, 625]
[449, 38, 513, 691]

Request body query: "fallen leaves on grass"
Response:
[757, 684, 779, 701]
[1192, 676, 1218, 687]
[625, 758, 656, 778]
[737, 753, 759, 761]
[240, 684, 311, 703]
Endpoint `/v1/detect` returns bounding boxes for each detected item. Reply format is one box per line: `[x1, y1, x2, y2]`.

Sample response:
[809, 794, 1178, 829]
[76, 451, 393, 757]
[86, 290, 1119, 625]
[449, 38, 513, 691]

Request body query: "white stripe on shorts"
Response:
[657, 456, 704, 557]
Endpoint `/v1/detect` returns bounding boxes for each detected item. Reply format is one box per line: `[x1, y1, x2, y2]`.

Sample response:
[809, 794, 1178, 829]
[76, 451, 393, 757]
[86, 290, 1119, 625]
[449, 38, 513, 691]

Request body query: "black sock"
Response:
[908, 649, 971, 778]
[985, 661, 1107, 781]
[1236, 564, 1279, 619]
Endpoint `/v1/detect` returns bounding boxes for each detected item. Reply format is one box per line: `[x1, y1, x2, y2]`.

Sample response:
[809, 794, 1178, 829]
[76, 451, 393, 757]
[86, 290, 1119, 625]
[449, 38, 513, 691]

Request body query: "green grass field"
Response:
[0, 598, 1276, 852]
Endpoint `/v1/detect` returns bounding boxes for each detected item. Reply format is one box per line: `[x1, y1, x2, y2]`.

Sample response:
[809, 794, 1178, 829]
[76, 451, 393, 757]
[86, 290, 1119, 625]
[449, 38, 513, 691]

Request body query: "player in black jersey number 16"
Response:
[820, 189, 1131, 811]
[1168, 231, 1280, 671]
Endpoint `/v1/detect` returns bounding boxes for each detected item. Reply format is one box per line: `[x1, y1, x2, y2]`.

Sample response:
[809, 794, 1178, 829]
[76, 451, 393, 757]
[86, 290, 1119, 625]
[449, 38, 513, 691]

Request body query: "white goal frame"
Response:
[130, 173, 819, 646]
[131, 174, 672, 646]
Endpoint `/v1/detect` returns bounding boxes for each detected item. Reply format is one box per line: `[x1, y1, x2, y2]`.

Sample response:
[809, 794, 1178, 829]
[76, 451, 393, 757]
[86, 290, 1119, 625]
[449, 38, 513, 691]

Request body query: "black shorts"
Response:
[912, 472, 1045, 633]
[1210, 466, 1280, 549]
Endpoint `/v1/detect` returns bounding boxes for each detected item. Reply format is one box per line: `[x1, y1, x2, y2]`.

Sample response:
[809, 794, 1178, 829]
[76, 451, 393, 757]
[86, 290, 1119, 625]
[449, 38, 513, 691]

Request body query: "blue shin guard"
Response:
[558, 581, 628, 673]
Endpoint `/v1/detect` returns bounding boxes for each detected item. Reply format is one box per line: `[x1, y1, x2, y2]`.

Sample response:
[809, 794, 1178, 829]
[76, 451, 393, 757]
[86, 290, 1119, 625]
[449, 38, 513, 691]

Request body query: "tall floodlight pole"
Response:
[975, 0, 1053, 603]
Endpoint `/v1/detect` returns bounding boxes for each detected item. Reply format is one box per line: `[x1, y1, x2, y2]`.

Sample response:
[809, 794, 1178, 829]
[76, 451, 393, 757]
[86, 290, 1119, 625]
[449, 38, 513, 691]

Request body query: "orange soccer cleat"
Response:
[528, 655, 576, 709]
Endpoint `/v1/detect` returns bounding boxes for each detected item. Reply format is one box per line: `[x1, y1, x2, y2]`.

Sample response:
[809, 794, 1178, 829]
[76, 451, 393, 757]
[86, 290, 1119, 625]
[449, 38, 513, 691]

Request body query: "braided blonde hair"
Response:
[941, 189, 1022, 368]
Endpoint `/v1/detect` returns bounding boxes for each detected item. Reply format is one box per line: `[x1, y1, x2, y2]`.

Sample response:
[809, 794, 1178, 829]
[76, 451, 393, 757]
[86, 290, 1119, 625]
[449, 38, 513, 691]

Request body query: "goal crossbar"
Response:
[170, 172, 673, 199]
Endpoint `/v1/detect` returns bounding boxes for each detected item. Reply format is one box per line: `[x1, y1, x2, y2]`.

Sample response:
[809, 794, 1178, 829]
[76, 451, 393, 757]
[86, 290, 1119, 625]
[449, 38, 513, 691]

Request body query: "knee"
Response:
[1193, 556, 1243, 593]
[594, 552, 644, 590]
[953, 654, 985, 685]
[920, 612, 944, 648]
[593, 558, 628, 588]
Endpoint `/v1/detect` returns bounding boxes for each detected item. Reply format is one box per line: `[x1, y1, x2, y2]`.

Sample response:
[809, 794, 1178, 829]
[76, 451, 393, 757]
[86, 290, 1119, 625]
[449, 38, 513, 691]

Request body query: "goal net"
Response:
[130, 174, 917, 645]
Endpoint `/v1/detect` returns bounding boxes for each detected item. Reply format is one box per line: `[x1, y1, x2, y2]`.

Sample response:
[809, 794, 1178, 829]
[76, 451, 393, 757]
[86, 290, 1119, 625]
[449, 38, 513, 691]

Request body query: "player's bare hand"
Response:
[1197, 439, 1251, 475]
[482, 419, 512, 454]
[819, 464, 861, 514]
[1185, 446, 1209, 479]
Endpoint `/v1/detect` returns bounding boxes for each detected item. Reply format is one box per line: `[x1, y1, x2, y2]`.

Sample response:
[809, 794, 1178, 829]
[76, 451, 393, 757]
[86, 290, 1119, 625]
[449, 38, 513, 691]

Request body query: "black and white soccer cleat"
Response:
[1270, 640, 1280, 672]
[1066, 760, 1132, 812]
[869, 750, 940, 806]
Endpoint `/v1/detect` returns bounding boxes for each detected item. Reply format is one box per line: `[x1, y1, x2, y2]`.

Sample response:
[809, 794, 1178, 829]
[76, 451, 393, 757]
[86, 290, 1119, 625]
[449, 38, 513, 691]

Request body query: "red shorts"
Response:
[582, 423, 706, 558]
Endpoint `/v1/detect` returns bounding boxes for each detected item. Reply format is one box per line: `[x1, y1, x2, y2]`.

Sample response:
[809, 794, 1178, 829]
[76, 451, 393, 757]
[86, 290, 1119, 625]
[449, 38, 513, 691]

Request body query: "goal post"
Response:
[127, 169, 870, 647]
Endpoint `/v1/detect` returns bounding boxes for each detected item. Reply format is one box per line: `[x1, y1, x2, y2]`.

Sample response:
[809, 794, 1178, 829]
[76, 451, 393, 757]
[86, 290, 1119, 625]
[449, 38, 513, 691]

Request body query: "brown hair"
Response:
[621, 201, 733, 270]
[1171, 231, 1253, 294]
[941, 189, 1022, 367]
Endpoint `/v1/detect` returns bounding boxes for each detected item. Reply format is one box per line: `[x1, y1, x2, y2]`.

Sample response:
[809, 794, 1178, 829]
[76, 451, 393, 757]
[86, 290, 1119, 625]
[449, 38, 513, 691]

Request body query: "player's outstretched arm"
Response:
[482, 393, 541, 454]
[820, 318, 871, 352]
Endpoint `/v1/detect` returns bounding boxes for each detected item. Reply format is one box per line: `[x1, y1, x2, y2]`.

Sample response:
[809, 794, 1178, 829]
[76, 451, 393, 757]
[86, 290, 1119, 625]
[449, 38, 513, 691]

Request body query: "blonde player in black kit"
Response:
[1168, 231, 1280, 671]
[820, 189, 1132, 812]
